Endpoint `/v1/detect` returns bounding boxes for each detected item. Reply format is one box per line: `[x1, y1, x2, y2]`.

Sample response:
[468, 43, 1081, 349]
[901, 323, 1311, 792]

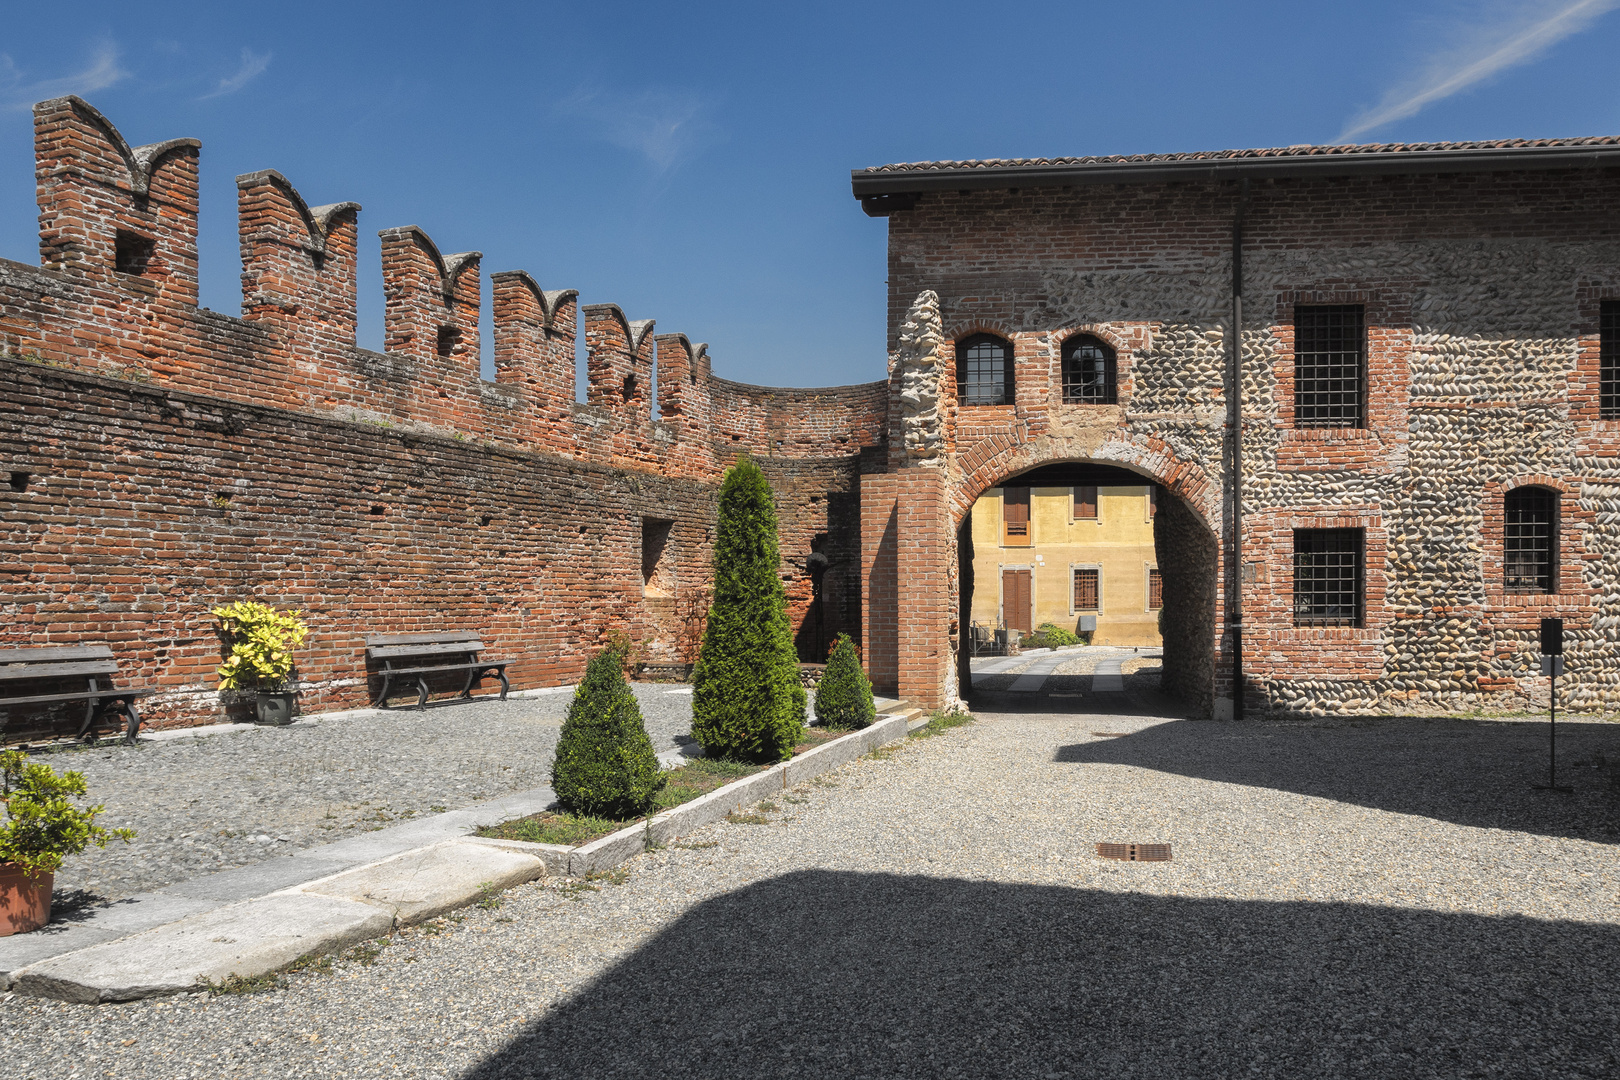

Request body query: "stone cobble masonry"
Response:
[0, 96, 887, 729]
[864, 158, 1620, 716]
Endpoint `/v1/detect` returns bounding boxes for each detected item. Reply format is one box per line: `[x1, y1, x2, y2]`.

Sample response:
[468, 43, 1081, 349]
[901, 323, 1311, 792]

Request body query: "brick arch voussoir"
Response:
[950, 432, 1221, 536]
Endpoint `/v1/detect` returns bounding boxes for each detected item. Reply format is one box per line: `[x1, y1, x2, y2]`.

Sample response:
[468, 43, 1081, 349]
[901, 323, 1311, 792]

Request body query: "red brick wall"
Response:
[0, 96, 889, 730]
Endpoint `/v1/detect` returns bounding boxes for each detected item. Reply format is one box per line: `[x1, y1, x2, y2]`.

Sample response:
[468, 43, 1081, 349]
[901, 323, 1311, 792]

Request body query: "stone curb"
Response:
[535, 712, 917, 878]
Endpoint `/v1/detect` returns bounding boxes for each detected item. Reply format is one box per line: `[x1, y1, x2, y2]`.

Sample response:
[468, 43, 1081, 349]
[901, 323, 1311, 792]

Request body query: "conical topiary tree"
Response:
[551, 646, 665, 818]
[692, 455, 807, 762]
[814, 633, 875, 730]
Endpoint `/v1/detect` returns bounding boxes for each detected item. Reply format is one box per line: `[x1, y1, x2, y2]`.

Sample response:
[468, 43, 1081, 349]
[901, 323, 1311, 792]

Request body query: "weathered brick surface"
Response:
[0, 96, 887, 729]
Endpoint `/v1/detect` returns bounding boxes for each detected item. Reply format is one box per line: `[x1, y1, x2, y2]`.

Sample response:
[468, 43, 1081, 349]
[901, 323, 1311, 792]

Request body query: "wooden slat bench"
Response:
[0, 645, 155, 745]
[364, 631, 510, 711]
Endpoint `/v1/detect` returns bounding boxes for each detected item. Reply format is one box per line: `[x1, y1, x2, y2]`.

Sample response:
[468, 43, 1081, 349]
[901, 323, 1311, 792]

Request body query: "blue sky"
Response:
[2, 1, 1618, 389]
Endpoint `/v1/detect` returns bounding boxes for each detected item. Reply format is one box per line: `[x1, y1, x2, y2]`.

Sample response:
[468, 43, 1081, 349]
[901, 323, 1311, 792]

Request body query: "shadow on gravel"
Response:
[462, 870, 1618, 1079]
[1055, 718, 1620, 844]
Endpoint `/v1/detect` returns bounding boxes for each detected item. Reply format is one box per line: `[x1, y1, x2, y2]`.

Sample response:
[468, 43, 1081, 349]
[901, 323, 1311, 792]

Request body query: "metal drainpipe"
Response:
[1229, 178, 1250, 720]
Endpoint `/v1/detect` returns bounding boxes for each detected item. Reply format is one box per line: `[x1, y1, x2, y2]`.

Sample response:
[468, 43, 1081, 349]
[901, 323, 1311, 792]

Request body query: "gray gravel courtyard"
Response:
[24, 685, 700, 902]
[4, 697, 1618, 1079]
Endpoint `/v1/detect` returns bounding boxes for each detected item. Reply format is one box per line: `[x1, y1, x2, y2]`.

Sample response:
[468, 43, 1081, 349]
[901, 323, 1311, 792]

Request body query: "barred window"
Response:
[956, 334, 1014, 406]
[1062, 335, 1116, 404]
[1602, 301, 1620, 420]
[1073, 567, 1100, 611]
[1294, 305, 1365, 428]
[1504, 486, 1558, 593]
[1293, 528, 1363, 627]
[1147, 567, 1163, 610]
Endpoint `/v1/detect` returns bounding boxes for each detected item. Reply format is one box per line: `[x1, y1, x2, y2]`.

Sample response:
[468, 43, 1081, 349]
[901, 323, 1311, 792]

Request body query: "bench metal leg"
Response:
[416, 676, 430, 711]
[458, 666, 479, 700]
[121, 701, 142, 744]
[372, 670, 394, 709]
[496, 667, 509, 701]
[76, 677, 99, 742]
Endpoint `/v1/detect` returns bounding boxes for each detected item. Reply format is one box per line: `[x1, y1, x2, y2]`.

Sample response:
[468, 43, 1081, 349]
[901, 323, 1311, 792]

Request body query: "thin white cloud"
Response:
[1338, 0, 1620, 142]
[558, 86, 721, 172]
[0, 43, 127, 110]
[200, 48, 271, 100]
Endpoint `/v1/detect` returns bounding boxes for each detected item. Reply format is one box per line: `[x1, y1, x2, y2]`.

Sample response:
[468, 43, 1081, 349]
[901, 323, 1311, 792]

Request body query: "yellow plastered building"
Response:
[969, 485, 1162, 647]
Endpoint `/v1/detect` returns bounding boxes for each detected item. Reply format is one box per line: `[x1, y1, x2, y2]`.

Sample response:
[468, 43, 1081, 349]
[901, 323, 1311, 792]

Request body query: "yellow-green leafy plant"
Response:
[212, 601, 309, 691]
[0, 751, 135, 877]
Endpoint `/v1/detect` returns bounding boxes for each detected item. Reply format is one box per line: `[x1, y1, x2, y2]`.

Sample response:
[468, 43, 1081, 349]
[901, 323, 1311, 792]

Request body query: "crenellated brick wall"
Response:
[0, 96, 888, 731]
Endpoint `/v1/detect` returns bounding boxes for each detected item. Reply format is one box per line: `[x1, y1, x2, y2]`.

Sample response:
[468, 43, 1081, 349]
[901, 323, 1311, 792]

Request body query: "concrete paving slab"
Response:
[1007, 652, 1073, 692]
[160, 856, 353, 903]
[1092, 658, 1126, 692]
[301, 840, 545, 925]
[11, 892, 393, 1003]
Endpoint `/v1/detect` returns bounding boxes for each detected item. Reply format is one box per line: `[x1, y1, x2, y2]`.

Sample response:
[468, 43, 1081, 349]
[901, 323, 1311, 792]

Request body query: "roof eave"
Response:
[850, 144, 1620, 210]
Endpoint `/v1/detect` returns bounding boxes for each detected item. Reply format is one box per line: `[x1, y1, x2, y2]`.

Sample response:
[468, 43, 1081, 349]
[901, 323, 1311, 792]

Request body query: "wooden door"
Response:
[1002, 568, 1032, 632]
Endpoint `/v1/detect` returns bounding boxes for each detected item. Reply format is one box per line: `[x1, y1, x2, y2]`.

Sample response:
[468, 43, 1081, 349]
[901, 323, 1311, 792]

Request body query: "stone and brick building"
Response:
[5, 94, 1620, 728]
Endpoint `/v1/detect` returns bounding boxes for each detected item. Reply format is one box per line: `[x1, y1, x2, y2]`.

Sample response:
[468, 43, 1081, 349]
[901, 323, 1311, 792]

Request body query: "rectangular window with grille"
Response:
[1505, 488, 1557, 593]
[1602, 301, 1620, 420]
[1147, 567, 1163, 610]
[1294, 305, 1366, 428]
[1073, 567, 1100, 611]
[1293, 528, 1363, 627]
[1073, 485, 1097, 520]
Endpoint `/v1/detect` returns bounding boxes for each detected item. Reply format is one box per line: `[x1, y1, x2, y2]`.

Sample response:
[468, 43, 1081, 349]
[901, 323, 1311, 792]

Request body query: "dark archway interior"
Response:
[958, 462, 1216, 715]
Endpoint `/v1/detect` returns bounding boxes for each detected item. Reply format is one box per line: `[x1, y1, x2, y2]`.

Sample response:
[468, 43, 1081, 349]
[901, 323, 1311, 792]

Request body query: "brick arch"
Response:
[943, 428, 1222, 717]
[948, 431, 1222, 533]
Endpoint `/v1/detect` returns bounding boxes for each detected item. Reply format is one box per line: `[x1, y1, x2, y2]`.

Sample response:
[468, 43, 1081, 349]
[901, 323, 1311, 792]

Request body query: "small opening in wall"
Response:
[114, 231, 155, 275]
[436, 325, 460, 359]
[642, 517, 675, 597]
[479, 514, 493, 527]
[9, 472, 28, 492]
[623, 373, 638, 403]
[369, 505, 385, 516]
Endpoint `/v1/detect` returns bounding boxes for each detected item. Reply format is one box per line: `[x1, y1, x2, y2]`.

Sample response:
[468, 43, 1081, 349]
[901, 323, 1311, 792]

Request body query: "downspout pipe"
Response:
[1229, 178, 1250, 720]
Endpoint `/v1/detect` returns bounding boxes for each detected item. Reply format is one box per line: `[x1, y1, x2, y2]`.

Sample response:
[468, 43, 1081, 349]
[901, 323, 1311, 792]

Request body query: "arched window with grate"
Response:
[1062, 334, 1117, 404]
[955, 334, 1014, 406]
[1504, 486, 1558, 593]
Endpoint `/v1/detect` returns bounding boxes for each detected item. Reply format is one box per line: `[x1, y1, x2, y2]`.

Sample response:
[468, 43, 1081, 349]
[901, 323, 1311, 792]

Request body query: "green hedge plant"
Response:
[814, 633, 874, 730]
[0, 750, 134, 877]
[551, 646, 666, 818]
[212, 601, 309, 691]
[1027, 622, 1081, 649]
[691, 456, 807, 762]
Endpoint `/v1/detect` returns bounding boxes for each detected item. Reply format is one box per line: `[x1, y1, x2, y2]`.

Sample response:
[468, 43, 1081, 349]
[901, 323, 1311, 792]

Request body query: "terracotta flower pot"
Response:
[0, 862, 53, 936]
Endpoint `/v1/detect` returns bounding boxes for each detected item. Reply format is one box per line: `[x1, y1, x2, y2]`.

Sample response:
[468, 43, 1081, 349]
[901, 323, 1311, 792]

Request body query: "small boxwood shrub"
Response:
[1026, 622, 1081, 649]
[814, 633, 874, 730]
[551, 646, 665, 818]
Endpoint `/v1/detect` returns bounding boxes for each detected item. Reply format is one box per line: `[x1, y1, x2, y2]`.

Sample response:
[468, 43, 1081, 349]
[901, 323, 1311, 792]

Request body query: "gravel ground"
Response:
[18, 685, 699, 902]
[5, 700, 1618, 1078]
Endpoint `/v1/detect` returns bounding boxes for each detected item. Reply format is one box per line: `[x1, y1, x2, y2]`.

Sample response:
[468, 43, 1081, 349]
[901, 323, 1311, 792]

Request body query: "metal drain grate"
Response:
[1096, 843, 1171, 862]
[1091, 731, 1127, 738]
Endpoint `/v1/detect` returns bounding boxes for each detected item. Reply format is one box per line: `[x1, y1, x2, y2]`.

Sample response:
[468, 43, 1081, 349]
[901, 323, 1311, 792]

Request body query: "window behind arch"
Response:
[1505, 486, 1558, 593]
[956, 334, 1013, 406]
[1062, 335, 1117, 404]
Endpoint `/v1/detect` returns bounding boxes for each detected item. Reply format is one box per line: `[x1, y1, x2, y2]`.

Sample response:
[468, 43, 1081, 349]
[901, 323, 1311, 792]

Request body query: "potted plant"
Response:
[212, 600, 310, 725]
[0, 750, 135, 935]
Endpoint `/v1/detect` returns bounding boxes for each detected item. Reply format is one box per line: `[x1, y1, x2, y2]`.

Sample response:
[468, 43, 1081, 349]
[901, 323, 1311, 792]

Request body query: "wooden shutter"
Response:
[1003, 488, 1031, 545]
[1002, 569, 1032, 632]
[1074, 486, 1097, 520]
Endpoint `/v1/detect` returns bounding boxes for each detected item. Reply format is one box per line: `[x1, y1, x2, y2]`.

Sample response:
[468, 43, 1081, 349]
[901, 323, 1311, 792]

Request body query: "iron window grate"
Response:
[1073, 567, 1099, 610]
[1505, 487, 1557, 593]
[1602, 301, 1620, 420]
[1148, 567, 1163, 610]
[1062, 336, 1117, 405]
[1096, 843, 1171, 862]
[1294, 305, 1366, 428]
[1294, 528, 1364, 627]
[957, 334, 1013, 406]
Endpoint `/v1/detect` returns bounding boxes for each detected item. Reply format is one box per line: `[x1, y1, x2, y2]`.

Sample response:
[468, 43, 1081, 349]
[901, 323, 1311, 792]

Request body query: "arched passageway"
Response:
[954, 461, 1217, 715]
